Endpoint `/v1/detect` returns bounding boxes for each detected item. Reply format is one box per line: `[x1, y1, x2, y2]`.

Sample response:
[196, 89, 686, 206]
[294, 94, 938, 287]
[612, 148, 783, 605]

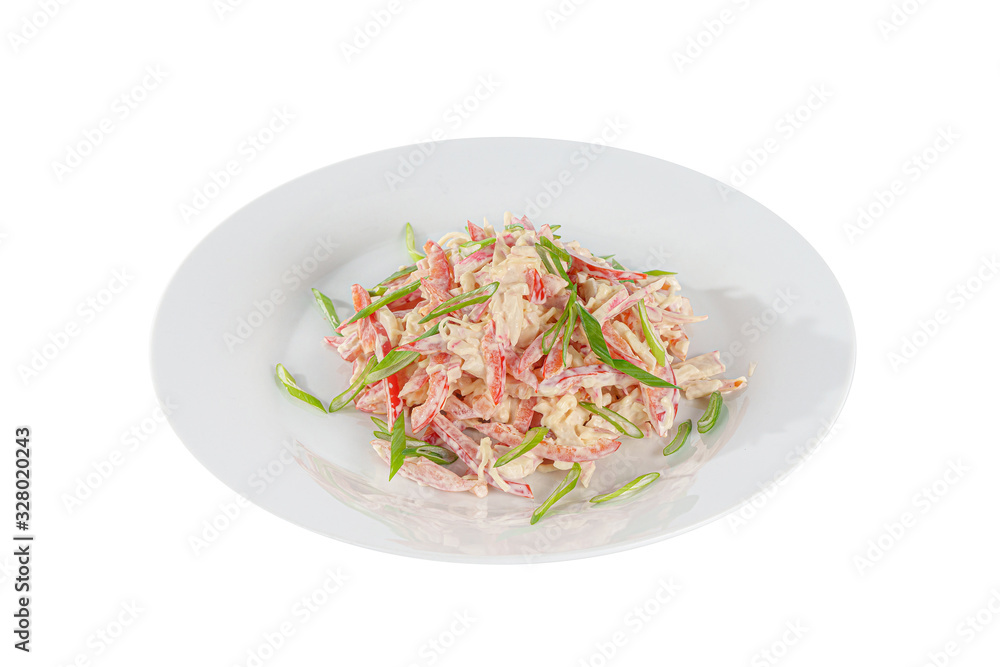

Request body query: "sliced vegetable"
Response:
[531, 462, 581, 525]
[663, 419, 691, 455]
[576, 307, 680, 389]
[373, 431, 457, 465]
[459, 238, 497, 252]
[536, 245, 559, 277]
[538, 236, 570, 261]
[404, 445, 458, 465]
[417, 323, 441, 339]
[418, 281, 499, 323]
[579, 402, 643, 439]
[576, 304, 613, 360]
[365, 323, 442, 382]
[328, 357, 377, 412]
[637, 300, 667, 366]
[366, 350, 419, 383]
[380, 264, 418, 285]
[644, 269, 677, 276]
[371, 416, 388, 431]
[538, 238, 570, 281]
[610, 258, 627, 271]
[388, 411, 407, 480]
[275, 364, 327, 412]
[541, 299, 572, 354]
[697, 391, 723, 433]
[610, 361, 679, 389]
[405, 223, 423, 262]
[494, 427, 548, 467]
[372, 429, 427, 447]
[590, 472, 660, 503]
[370, 265, 418, 295]
[343, 279, 422, 326]
[561, 287, 578, 366]
[311, 288, 342, 335]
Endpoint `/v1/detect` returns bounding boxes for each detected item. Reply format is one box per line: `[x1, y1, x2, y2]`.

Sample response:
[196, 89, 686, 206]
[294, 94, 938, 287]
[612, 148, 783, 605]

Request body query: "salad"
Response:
[276, 214, 746, 523]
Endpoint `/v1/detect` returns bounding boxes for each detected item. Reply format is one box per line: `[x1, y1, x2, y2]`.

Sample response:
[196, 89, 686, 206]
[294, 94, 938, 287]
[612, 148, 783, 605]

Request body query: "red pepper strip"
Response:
[512, 397, 537, 434]
[541, 342, 565, 379]
[470, 394, 499, 420]
[602, 323, 644, 367]
[515, 331, 545, 375]
[527, 268, 547, 305]
[371, 319, 403, 425]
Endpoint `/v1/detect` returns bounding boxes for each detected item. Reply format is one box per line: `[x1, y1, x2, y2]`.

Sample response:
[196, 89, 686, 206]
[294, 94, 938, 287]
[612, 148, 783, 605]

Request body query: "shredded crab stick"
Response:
[276, 215, 748, 521]
[372, 439, 487, 497]
[430, 414, 533, 498]
[532, 433, 622, 462]
[411, 353, 458, 431]
[641, 363, 680, 437]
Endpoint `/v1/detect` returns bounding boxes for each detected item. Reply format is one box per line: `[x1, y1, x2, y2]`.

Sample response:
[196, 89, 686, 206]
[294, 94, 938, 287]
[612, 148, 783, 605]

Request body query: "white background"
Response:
[3, 0, 999, 665]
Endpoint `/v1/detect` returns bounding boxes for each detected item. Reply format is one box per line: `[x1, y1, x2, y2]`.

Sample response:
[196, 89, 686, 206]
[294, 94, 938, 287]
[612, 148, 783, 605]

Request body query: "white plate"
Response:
[151, 137, 855, 563]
